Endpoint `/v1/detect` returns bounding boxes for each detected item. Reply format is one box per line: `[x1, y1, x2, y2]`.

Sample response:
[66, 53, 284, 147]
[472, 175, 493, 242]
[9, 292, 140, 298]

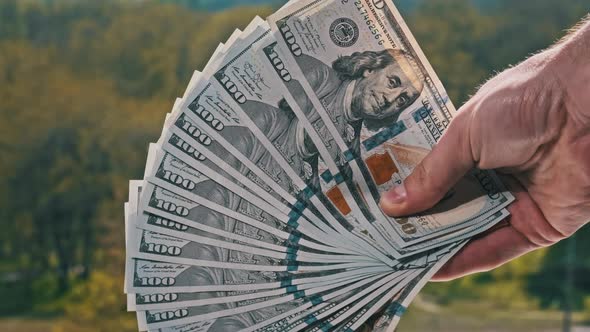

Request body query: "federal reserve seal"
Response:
[329, 18, 359, 48]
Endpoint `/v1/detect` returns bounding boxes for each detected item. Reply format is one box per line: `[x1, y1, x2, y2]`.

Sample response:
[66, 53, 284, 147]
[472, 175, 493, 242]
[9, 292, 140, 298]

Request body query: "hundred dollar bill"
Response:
[395, 208, 509, 256]
[256, 34, 381, 233]
[271, 268, 415, 332]
[326, 242, 463, 332]
[371, 246, 465, 332]
[130, 194, 373, 270]
[163, 105, 384, 258]
[130, 212, 372, 267]
[269, 0, 513, 251]
[126, 256, 392, 295]
[152, 126, 370, 257]
[130, 267, 392, 316]
[134, 186, 383, 272]
[248, 293, 352, 332]
[124, 202, 136, 310]
[130, 262, 378, 313]
[125, 185, 385, 312]
[243, 271, 407, 332]
[166, 32, 391, 263]
[128, 186, 387, 294]
[166, 36, 344, 255]
[125, 181, 145, 311]
[301, 276, 408, 332]
[137, 271, 385, 330]
[248, 244, 454, 332]
[275, 240, 461, 332]
[164, 69, 373, 260]
[147, 272, 389, 332]
[126, 260, 388, 314]
[160, 104, 375, 258]
[289, 242, 459, 331]
[143, 141, 372, 258]
[132, 271, 379, 312]
[207, 24, 403, 263]
[159, 102, 360, 255]
[139, 148, 366, 253]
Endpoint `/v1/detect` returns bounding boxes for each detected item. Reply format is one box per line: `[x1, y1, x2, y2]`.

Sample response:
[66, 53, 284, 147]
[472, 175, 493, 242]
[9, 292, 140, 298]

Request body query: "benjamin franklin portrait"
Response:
[261, 48, 426, 214]
[215, 48, 427, 217]
[296, 48, 424, 153]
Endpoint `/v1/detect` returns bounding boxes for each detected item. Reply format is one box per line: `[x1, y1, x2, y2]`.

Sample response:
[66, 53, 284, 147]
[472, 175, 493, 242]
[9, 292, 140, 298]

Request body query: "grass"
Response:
[0, 317, 55, 332]
[397, 296, 590, 332]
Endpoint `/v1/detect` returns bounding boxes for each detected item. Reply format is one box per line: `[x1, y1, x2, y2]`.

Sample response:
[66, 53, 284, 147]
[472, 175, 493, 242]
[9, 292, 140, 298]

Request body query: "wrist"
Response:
[552, 17, 590, 115]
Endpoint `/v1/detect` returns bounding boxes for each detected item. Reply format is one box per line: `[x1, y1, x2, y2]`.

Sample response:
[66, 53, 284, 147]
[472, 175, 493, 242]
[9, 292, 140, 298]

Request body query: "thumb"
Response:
[380, 112, 476, 216]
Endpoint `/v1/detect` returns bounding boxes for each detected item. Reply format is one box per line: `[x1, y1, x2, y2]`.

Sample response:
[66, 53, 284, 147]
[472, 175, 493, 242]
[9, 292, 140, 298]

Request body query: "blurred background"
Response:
[0, 0, 589, 331]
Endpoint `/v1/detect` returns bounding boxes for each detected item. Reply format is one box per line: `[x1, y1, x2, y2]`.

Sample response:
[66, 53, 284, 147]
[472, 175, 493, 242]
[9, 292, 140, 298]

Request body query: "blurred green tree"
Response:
[409, 0, 494, 104]
[52, 271, 137, 332]
[527, 226, 590, 311]
[0, 0, 273, 319]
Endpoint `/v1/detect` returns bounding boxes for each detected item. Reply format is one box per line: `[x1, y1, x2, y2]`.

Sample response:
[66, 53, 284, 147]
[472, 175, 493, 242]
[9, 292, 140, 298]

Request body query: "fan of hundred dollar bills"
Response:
[124, 0, 514, 331]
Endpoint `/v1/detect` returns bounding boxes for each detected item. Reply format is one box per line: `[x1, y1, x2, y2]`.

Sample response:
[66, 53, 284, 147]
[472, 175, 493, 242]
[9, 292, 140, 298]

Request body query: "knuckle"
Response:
[521, 227, 563, 249]
[537, 218, 570, 246]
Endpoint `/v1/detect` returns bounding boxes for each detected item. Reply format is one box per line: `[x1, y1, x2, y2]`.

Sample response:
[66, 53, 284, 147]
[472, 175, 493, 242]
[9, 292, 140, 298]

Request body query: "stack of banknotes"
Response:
[123, 0, 515, 331]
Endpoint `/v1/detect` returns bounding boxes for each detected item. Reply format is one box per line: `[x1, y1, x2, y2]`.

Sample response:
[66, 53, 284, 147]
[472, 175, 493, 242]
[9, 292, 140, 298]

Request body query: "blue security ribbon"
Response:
[287, 210, 301, 229]
[386, 302, 407, 317]
[333, 173, 345, 184]
[309, 295, 323, 305]
[293, 290, 305, 299]
[363, 121, 407, 151]
[302, 186, 316, 199]
[343, 149, 356, 162]
[304, 315, 318, 325]
[287, 230, 303, 245]
[280, 278, 293, 287]
[320, 170, 333, 183]
[321, 170, 345, 185]
[292, 200, 307, 213]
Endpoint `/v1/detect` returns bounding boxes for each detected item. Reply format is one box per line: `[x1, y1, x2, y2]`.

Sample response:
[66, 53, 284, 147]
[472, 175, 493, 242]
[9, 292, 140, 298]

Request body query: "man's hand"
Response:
[380, 17, 590, 281]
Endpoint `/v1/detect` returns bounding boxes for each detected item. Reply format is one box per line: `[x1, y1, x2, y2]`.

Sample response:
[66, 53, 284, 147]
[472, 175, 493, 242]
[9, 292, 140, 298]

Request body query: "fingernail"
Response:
[382, 184, 407, 205]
